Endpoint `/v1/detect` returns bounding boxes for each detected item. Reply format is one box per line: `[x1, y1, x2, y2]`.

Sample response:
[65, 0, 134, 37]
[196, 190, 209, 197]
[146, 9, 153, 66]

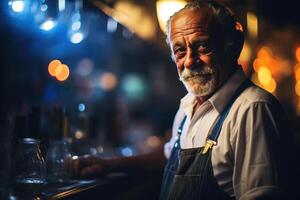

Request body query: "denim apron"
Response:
[159, 80, 252, 200]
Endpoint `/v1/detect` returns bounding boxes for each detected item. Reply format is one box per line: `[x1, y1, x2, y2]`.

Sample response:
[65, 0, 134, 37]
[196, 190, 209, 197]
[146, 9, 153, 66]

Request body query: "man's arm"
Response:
[73, 146, 167, 177]
[232, 101, 289, 199]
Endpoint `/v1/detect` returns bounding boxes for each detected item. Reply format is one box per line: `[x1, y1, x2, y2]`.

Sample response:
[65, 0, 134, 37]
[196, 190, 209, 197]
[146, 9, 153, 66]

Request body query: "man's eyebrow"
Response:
[172, 41, 185, 49]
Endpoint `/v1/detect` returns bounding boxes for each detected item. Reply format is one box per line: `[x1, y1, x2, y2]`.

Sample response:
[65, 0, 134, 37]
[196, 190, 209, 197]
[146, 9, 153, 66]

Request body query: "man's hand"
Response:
[72, 155, 111, 178]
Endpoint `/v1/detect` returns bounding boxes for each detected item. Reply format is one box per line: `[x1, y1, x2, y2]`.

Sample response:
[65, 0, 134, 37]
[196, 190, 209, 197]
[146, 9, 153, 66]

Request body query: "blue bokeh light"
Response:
[71, 21, 81, 31]
[121, 147, 133, 157]
[40, 19, 55, 31]
[78, 103, 85, 112]
[70, 32, 83, 44]
[11, 0, 24, 13]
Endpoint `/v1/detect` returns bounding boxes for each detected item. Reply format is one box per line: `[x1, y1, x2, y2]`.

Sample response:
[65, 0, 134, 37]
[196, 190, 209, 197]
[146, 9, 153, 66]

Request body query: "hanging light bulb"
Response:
[156, 0, 187, 33]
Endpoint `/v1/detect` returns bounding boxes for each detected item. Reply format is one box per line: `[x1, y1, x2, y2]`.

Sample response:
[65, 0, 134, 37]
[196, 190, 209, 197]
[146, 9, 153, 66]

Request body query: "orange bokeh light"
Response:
[296, 47, 300, 63]
[253, 58, 267, 72]
[295, 81, 300, 96]
[48, 60, 62, 77]
[295, 67, 300, 80]
[257, 47, 272, 63]
[56, 64, 70, 81]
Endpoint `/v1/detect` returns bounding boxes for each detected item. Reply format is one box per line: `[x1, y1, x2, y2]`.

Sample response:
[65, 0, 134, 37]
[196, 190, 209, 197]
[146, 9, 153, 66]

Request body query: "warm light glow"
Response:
[295, 81, 300, 96]
[264, 78, 276, 93]
[258, 66, 272, 85]
[48, 60, 62, 77]
[296, 47, 300, 63]
[295, 66, 300, 80]
[93, 1, 156, 40]
[257, 47, 272, 62]
[253, 58, 267, 72]
[295, 63, 300, 72]
[146, 136, 162, 148]
[247, 12, 258, 39]
[99, 72, 118, 91]
[56, 64, 70, 81]
[75, 130, 84, 139]
[235, 22, 243, 32]
[267, 58, 279, 76]
[239, 41, 251, 64]
[156, 0, 187, 33]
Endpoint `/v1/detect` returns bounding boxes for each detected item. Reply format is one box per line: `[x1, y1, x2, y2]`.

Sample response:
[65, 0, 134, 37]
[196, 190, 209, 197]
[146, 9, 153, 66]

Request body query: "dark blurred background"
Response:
[1, 0, 300, 188]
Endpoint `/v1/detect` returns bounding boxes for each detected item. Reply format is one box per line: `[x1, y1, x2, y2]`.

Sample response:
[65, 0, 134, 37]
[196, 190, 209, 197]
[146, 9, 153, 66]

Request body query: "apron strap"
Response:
[207, 79, 253, 142]
[201, 79, 253, 154]
[178, 115, 187, 136]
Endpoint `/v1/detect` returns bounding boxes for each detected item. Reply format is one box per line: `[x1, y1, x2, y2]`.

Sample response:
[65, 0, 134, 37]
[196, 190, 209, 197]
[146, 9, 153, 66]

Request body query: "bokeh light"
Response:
[156, 0, 187, 33]
[253, 58, 267, 72]
[121, 74, 147, 99]
[40, 19, 55, 31]
[258, 66, 272, 85]
[48, 59, 62, 77]
[295, 65, 300, 80]
[70, 32, 84, 44]
[296, 47, 300, 63]
[246, 12, 257, 38]
[99, 72, 118, 91]
[264, 78, 277, 93]
[257, 47, 272, 63]
[107, 17, 118, 33]
[56, 64, 70, 81]
[75, 130, 84, 139]
[78, 103, 86, 112]
[295, 81, 300, 96]
[146, 136, 162, 148]
[120, 147, 133, 157]
[11, 0, 24, 13]
[76, 58, 94, 76]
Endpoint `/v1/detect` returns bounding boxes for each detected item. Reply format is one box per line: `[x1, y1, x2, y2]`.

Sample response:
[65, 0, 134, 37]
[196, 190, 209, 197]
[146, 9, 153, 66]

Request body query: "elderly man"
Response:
[74, 1, 289, 199]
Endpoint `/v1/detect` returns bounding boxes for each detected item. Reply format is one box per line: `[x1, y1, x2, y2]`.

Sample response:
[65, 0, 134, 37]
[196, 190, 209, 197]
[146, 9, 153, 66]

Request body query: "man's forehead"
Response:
[170, 7, 213, 38]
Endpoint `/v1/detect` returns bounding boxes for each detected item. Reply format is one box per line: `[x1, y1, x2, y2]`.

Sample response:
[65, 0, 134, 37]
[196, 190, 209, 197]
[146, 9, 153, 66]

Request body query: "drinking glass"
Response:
[46, 139, 72, 183]
[12, 138, 46, 197]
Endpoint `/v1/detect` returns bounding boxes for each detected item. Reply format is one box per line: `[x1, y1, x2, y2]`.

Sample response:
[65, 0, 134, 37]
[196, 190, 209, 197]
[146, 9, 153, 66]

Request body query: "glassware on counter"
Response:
[12, 138, 46, 197]
[46, 139, 72, 183]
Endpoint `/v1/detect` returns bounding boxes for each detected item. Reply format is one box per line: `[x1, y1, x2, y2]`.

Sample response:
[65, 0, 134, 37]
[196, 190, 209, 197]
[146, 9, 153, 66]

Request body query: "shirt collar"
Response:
[209, 68, 246, 113]
[180, 67, 246, 115]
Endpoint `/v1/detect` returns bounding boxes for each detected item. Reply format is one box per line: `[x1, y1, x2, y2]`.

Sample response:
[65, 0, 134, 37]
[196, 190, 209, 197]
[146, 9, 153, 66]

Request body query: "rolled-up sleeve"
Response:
[232, 102, 287, 199]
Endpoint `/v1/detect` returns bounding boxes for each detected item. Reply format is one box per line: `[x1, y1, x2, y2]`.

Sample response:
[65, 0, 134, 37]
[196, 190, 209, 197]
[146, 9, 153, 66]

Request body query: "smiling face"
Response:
[169, 7, 235, 98]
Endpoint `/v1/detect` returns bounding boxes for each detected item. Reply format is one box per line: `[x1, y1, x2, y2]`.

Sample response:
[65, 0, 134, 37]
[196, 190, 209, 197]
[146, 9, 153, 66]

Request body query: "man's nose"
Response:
[184, 49, 200, 69]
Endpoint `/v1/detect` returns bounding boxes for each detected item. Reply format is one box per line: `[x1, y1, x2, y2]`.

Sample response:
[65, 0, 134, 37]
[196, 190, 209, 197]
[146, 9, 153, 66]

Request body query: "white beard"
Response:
[179, 66, 217, 97]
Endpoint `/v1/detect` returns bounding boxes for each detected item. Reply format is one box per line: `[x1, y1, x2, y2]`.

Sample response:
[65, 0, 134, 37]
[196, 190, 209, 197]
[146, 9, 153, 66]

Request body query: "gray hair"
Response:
[166, 0, 243, 60]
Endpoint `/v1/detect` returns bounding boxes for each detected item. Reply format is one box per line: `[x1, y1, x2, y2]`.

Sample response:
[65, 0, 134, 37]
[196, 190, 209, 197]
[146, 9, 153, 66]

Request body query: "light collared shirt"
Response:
[164, 68, 287, 199]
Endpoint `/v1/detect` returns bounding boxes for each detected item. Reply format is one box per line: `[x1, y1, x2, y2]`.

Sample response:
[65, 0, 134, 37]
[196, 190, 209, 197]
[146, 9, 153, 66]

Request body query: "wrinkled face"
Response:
[169, 7, 234, 97]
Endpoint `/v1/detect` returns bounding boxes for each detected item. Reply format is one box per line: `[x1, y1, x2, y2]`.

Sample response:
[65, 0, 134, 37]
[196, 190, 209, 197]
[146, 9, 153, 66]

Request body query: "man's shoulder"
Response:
[237, 84, 277, 106]
[227, 84, 282, 120]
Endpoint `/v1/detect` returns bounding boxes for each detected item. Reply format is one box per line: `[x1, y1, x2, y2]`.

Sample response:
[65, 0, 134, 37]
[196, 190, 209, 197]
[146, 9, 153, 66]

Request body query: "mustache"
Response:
[179, 66, 215, 81]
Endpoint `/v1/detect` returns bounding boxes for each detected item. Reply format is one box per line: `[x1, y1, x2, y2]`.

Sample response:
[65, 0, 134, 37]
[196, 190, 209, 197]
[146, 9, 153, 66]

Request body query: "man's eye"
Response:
[174, 48, 185, 54]
[174, 48, 186, 58]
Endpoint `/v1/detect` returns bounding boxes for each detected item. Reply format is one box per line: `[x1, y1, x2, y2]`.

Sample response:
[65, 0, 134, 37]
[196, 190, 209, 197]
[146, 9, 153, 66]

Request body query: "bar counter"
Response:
[7, 172, 162, 200]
